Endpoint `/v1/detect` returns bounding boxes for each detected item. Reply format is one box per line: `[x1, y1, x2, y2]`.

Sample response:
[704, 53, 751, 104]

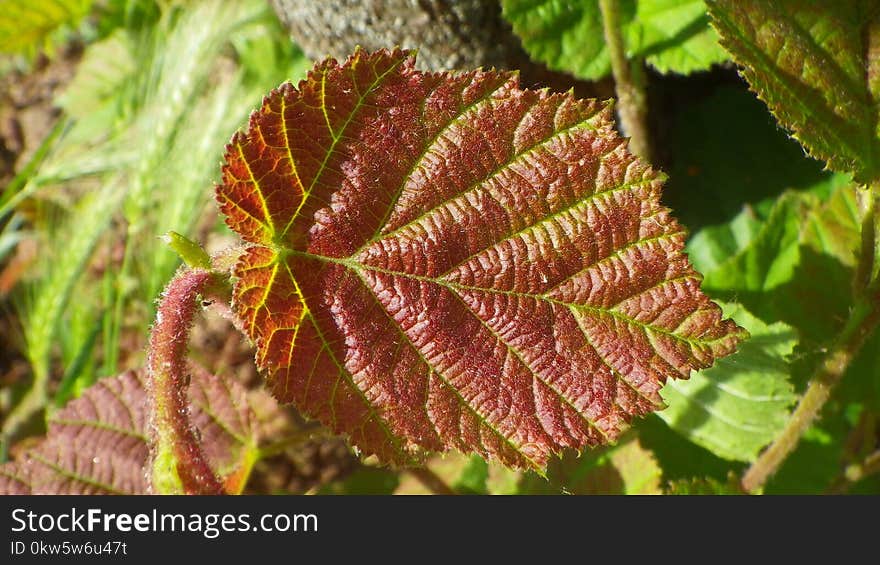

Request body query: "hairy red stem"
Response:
[147, 268, 224, 495]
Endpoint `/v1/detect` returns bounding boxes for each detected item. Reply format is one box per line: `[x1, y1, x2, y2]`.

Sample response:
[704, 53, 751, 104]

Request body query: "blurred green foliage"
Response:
[1, 0, 309, 445]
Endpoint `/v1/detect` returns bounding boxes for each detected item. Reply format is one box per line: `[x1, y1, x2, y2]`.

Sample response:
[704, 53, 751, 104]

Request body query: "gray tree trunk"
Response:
[269, 0, 609, 96]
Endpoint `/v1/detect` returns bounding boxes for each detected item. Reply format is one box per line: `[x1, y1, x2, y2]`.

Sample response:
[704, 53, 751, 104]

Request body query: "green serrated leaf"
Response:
[634, 0, 729, 74]
[658, 303, 798, 461]
[602, 439, 663, 494]
[698, 193, 804, 294]
[682, 183, 868, 483]
[502, 0, 617, 81]
[707, 0, 880, 183]
[560, 439, 662, 494]
[510, 439, 661, 494]
[687, 179, 857, 345]
[638, 415, 740, 481]
[502, 0, 726, 80]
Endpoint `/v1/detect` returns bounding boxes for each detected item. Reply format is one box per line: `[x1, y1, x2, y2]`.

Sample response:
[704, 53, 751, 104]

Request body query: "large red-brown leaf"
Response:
[217, 48, 746, 469]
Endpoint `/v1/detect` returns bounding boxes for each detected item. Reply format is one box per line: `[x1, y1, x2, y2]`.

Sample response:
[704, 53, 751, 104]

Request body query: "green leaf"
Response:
[678, 181, 865, 480]
[392, 453, 490, 494]
[0, 0, 92, 55]
[698, 194, 803, 294]
[502, 0, 727, 80]
[638, 415, 741, 481]
[517, 438, 663, 494]
[707, 0, 880, 183]
[800, 179, 861, 269]
[657, 303, 798, 461]
[600, 438, 663, 494]
[217, 48, 745, 470]
[685, 205, 763, 276]
[454, 456, 490, 494]
[689, 180, 857, 344]
[502, 0, 619, 80]
[633, 0, 729, 74]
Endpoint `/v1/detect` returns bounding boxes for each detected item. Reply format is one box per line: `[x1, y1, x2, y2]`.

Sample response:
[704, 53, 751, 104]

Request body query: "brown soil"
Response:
[0, 44, 82, 186]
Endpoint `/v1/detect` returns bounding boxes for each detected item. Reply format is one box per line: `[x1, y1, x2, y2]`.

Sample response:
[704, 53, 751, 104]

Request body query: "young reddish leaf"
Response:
[217, 48, 745, 470]
[707, 1, 880, 183]
[0, 463, 31, 495]
[187, 364, 259, 494]
[0, 370, 262, 495]
[9, 371, 150, 495]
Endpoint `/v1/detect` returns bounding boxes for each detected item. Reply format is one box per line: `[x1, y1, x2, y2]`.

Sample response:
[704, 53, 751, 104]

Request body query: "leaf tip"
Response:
[161, 231, 211, 270]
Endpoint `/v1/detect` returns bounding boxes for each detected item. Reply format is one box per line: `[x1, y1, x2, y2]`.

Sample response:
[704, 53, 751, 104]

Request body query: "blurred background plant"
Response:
[0, 0, 93, 57]
[0, 0, 309, 451]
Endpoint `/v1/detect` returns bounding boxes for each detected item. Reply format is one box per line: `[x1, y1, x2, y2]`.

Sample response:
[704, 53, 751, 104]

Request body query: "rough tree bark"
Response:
[269, 0, 610, 96]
